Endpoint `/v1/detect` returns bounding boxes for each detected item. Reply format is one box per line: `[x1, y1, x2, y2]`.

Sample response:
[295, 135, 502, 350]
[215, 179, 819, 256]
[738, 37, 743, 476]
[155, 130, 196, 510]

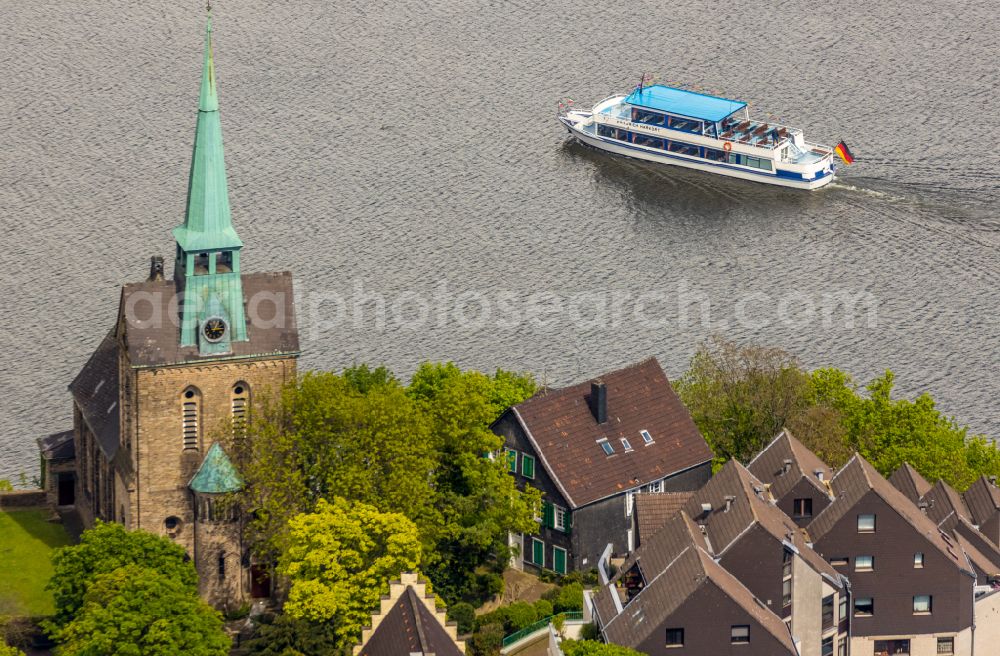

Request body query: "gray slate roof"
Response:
[37, 430, 75, 461]
[118, 272, 299, 368]
[68, 328, 120, 460]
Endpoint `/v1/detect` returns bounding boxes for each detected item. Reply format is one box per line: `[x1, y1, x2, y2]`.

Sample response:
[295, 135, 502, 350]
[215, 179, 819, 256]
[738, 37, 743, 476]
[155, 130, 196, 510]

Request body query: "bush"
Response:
[504, 601, 538, 631]
[447, 602, 476, 634]
[476, 572, 504, 600]
[474, 607, 508, 632]
[552, 582, 584, 613]
[561, 639, 643, 655]
[244, 614, 340, 656]
[467, 622, 503, 656]
[532, 599, 553, 619]
[580, 622, 601, 641]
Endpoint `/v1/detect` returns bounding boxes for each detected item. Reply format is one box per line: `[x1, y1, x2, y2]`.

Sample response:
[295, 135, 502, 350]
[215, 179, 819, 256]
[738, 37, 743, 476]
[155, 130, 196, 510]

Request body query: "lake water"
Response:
[1, 0, 998, 480]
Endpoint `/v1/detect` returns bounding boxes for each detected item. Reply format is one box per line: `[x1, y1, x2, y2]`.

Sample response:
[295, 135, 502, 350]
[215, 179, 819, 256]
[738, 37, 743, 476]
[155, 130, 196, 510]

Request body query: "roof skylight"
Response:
[597, 438, 614, 456]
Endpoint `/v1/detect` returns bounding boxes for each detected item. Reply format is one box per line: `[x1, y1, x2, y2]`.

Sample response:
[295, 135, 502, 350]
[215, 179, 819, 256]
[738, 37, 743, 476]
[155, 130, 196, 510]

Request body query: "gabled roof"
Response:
[118, 272, 299, 368]
[682, 460, 840, 584]
[888, 462, 933, 503]
[37, 430, 75, 461]
[635, 492, 694, 541]
[809, 454, 973, 575]
[506, 358, 712, 508]
[747, 429, 833, 502]
[624, 84, 747, 122]
[922, 479, 972, 529]
[953, 519, 1000, 580]
[68, 328, 120, 460]
[354, 572, 464, 656]
[964, 475, 1000, 525]
[189, 443, 243, 494]
[595, 513, 795, 655]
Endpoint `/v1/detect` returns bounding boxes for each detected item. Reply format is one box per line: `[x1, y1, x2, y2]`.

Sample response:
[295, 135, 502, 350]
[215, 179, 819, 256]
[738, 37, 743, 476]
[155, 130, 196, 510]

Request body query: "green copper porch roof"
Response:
[173, 15, 243, 253]
[189, 442, 243, 493]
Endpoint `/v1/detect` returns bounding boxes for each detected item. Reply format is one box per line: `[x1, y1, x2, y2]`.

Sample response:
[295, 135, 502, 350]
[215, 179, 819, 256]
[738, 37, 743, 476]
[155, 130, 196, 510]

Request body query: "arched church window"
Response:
[218, 551, 226, 579]
[165, 516, 181, 536]
[182, 387, 201, 450]
[232, 382, 249, 436]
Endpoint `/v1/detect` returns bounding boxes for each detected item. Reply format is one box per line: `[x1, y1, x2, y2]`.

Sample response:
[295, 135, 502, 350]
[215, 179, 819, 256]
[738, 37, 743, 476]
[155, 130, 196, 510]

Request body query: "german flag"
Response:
[834, 140, 855, 165]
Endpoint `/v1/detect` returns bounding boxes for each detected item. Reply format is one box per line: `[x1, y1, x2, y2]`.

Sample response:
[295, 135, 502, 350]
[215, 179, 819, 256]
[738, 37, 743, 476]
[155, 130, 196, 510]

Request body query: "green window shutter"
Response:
[553, 547, 567, 574]
[506, 449, 517, 473]
[522, 454, 535, 479]
[533, 538, 545, 566]
[543, 501, 554, 529]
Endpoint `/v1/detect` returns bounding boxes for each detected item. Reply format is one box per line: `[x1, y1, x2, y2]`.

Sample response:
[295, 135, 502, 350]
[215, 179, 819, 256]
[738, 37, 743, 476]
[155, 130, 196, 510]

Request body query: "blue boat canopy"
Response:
[624, 85, 747, 123]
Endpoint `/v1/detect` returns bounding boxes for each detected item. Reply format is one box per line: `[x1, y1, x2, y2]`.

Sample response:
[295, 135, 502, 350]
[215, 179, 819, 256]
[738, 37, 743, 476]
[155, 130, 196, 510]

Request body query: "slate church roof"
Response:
[68, 328, 120, 459]
[118, 272, 299, 368]
[502, 357, 712, 508]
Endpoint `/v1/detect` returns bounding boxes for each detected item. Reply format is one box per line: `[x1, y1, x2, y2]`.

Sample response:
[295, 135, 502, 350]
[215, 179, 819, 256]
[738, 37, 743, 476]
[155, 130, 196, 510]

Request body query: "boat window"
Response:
[704, 148, 726, 162]
[667, 116, 703, 134]
[635, 135, 663, 149]
[728, 153, 741, 165]
[598, 124, 615, 138]
[668, 141, 699, 157]
[632, 109, 666, 126]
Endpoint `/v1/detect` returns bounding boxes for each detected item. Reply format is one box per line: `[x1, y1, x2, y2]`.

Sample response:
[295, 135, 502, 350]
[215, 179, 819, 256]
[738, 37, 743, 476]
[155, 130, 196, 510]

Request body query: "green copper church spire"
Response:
[173, 13, 242, 253]
[174, 12, 248, 352]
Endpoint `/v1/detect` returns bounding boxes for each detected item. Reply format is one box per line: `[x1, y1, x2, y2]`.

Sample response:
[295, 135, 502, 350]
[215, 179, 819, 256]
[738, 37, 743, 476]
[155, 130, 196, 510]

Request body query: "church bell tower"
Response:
[173, 15, 247, 355]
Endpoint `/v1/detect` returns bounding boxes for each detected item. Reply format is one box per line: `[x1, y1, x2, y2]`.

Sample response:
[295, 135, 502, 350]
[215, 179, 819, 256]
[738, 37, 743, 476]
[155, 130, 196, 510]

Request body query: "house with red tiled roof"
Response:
[491, 357, 713, 573]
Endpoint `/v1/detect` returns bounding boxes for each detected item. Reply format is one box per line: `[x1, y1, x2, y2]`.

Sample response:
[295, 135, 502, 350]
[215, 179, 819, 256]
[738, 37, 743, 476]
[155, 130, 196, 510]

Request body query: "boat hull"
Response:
[560, 116, 835, 190]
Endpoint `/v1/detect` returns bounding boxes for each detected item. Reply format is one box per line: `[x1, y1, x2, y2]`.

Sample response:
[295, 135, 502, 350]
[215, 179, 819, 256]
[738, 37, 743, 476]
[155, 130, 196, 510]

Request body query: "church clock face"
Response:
[202, 317, 228, 342]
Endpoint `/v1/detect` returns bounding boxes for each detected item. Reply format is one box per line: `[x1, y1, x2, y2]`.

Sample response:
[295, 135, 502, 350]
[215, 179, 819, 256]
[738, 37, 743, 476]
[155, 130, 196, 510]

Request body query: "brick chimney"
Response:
[589, 381, 607, 424]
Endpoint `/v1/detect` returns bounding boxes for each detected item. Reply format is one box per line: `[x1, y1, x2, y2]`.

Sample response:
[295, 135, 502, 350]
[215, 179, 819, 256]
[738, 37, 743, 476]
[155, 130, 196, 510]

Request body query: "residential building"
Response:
[808, 454, 977, 656]
[492, 357, 713, 573]
[680, 460, 848, 656]
[747, 429, 834, 527]
[54, 16, 299, 607]
[888, 462, 932, 505]
[353, 572, 464, 656]
[632, 491, 693, 548]
[920, 479, 972, 532]
[963, 475, 1000, 546]
[593, 511, 800, 656]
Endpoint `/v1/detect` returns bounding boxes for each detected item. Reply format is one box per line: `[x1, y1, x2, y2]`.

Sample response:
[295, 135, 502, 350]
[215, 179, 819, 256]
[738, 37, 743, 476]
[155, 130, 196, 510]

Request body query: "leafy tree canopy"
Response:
[278, 497, 422, 649]
[51, 564, 229, 656]
[0, 644, 25, 656]
[237, 363, 539, 604]
[676, 336, 997, 489]
[243, 614, 341, 656]
[46, 521, 197, 629]
[560, 639, 645, 656]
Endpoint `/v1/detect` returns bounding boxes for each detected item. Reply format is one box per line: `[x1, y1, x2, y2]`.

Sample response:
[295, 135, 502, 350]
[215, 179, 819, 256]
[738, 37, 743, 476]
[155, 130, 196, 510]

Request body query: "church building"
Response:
[53, 15, 299, 607]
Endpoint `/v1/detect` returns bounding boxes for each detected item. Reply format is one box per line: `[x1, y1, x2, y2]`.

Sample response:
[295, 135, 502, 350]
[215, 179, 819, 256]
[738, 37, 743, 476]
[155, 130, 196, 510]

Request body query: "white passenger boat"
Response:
[559, 84, 837, 190]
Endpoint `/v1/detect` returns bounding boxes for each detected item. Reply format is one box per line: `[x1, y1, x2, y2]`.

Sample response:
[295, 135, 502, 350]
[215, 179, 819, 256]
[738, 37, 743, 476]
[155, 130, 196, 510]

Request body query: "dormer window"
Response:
[598, 438, 614, 456]
[640, 429, 653, 445]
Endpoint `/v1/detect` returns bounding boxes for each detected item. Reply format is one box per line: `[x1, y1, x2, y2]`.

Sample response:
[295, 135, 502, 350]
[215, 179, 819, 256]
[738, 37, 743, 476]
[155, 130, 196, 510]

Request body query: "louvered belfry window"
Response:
[182, 388, 200, 450]
[232, 383, 249, 436]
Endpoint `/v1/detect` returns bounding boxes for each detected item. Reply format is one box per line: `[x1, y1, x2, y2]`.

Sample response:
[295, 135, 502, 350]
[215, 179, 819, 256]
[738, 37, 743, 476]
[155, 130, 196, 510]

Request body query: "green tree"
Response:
[238, 363, 539, 605]
[560, 639, 644, 656]
[0, 643, 25, 656]
[674, 336, 816, 465]
[446, 601, 476, 635]
[0, 479, 13, 492]
[237, 369, 440, 560]
[278, 497, 422, 649]
[52, 564, 229, 656]
[244, 614, 341, 656]
[407, 362, 540, 601]
[46, 521, 197, 629]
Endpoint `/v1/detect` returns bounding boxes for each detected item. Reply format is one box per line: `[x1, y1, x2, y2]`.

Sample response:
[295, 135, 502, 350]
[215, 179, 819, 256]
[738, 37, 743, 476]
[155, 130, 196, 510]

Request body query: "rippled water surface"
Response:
[1, 0, 998, 479]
